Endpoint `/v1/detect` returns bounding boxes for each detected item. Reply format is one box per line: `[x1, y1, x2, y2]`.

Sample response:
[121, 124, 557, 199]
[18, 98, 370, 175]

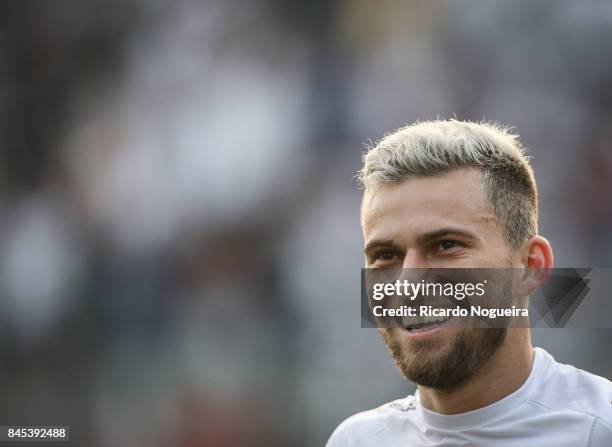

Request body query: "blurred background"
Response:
[0, 0, 611, 445]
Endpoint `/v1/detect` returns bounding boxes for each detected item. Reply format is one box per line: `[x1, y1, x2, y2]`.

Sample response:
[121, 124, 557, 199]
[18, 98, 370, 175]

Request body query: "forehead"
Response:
[362, 168, 498, 240]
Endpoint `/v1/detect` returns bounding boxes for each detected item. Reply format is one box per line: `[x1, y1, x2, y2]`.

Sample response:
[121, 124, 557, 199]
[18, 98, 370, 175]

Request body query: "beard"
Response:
[378, 267, 518, 391]
[380, 326, 507, 391]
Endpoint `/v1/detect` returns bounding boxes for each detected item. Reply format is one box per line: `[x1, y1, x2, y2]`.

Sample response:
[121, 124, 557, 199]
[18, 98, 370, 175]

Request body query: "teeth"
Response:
[401, 315, 418, 327]
[402, 314, 449, 328]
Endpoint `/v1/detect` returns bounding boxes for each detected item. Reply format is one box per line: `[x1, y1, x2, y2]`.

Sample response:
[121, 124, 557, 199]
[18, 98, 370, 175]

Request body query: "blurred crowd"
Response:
[0, 1, 611, 446]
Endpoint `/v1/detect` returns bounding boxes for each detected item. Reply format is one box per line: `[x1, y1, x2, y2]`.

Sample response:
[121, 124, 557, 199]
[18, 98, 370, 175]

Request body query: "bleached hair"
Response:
[359, 119, 538, 248]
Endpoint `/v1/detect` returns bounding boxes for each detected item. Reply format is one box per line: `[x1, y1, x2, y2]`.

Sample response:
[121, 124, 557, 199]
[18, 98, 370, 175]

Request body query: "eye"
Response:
[438, 240, 458, 251]
[377, 250, 397, 260]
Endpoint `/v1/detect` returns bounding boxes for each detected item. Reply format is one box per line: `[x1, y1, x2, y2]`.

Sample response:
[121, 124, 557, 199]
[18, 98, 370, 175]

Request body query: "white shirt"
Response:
[327, 348, 612, 446]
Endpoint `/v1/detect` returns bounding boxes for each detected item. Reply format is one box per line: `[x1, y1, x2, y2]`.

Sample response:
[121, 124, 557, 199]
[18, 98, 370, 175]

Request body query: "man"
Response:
[327, 120, 612, 446]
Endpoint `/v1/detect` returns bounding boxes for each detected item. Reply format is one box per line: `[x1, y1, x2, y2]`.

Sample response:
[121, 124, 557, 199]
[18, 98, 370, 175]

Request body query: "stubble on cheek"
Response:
[379, 328, 454, 372]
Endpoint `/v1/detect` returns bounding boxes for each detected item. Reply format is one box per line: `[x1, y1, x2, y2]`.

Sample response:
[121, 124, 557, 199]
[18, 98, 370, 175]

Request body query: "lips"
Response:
[401, 314, 452, 332]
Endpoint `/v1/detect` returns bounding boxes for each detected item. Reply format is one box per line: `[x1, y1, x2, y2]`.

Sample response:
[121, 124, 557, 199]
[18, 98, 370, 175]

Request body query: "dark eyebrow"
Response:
[416, 227, 477, 245]
[363, 239, 402, 255]
[364, 227, 477, 255]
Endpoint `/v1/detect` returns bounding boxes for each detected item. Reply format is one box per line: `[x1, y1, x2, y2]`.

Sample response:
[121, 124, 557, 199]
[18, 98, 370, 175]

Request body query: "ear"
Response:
[516, 235, 554, 296]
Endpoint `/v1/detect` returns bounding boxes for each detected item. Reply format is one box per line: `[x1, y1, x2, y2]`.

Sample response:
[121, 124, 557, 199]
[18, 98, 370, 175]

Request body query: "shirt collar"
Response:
[415, 347, 550, 430]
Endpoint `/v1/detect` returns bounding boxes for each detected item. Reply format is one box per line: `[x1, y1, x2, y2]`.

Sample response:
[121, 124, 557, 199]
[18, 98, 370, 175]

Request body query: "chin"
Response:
[381, 327, 507, 390]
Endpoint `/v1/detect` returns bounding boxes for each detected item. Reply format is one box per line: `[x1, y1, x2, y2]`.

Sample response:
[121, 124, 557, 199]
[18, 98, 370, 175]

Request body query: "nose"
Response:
[402, 250, 427, 269]
[398, 250, 429, 285]
[395, 251, 430, 305]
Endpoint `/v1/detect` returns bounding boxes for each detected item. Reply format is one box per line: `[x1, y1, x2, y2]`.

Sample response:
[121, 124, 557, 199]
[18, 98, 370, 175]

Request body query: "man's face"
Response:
[362, 168, 517, 390]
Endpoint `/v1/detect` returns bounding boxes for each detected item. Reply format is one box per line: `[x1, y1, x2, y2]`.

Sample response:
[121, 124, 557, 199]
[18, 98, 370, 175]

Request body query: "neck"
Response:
[418, 329, 534, 415]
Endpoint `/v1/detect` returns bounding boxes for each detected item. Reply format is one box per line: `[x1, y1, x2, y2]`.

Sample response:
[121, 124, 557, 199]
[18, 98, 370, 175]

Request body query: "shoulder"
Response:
[529, 348, 612, 426]
[326, 396, 417, 447]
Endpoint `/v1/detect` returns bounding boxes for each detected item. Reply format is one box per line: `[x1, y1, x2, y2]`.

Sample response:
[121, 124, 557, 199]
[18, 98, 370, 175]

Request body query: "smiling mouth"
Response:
[401, 314, 452, 332]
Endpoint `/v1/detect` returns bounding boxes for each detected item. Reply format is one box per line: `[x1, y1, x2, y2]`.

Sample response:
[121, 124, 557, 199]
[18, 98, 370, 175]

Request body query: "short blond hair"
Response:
[359, 119, 538, 248]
